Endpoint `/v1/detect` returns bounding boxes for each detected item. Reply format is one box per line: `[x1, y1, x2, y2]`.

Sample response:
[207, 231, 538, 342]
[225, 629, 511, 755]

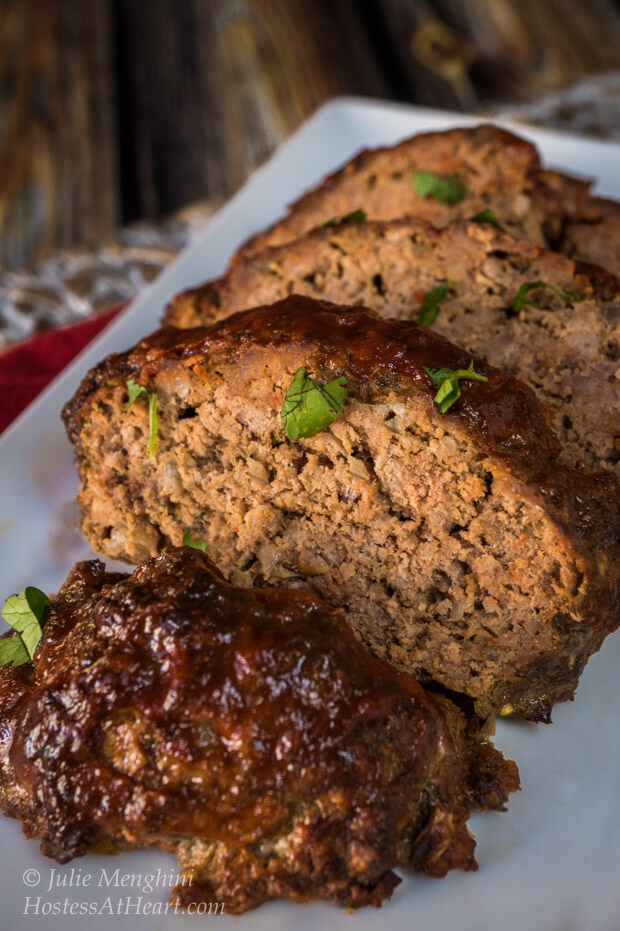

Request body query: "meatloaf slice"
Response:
[538, 169, 620, 274]
[236, 123, 620, 275]
[0, 548, 518, 914]
[165, 218, 620, 474]
[62, 296, 620, 721]
[562, 198, 620, 275]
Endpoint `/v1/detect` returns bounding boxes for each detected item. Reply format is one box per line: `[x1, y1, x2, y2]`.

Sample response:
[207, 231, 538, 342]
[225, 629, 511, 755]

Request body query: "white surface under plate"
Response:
[0, 98, 619, 931]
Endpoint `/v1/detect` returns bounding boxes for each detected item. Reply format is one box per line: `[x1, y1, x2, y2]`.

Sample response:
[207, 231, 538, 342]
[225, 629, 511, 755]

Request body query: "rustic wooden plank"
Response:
[2, 0, 620, 270]
[362, 0, 475, 110]
[115, 0, 392, 219]
[449, 0, 620, 98]
[373, 0, 620, 107]
[0, 0, 118, 271]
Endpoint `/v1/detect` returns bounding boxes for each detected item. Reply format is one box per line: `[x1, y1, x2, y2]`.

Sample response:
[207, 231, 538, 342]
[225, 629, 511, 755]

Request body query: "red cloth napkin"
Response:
[0, 304, 124, 434]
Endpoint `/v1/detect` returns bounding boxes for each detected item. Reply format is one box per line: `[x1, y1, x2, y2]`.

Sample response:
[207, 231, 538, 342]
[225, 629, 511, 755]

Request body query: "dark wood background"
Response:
[2, 0, 620, 270]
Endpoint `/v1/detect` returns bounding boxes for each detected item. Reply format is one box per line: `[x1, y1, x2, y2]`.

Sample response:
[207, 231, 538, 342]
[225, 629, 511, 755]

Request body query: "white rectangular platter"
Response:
[0, 98, 619, 931]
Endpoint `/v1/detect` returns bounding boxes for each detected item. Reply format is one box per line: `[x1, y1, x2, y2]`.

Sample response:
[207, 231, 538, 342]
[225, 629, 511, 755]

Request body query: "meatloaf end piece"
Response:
[165, 218, 620, 474]
[239, 123, 556, 258]
[236, 124, 620, 275]
[62, 297, 620, 721]
[0, 548, 519, 914]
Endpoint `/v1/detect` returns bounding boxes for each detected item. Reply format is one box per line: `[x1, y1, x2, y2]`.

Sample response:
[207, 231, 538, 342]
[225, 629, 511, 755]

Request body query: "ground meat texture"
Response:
[165, 218, 620, 474]
[0, 549, 519, 914]
[62, 297, 620, 722]
[236, 124, 620, 275]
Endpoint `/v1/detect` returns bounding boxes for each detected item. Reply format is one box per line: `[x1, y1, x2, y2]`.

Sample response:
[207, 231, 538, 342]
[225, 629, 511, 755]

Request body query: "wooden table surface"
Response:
[2, 0, 620, 272]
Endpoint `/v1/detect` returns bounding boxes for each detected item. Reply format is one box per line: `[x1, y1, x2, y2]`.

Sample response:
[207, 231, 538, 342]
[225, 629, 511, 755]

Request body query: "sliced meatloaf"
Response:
[237, 124, 620, 275]
[539, 169, 620, 275]
[0, 548, 518, 913]
[165, 218, 620, 474]
[62, 296, 620, 721]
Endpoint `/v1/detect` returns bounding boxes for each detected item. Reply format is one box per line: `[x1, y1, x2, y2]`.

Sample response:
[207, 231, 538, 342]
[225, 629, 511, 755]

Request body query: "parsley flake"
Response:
[512, 281, 584, 315]
[419, 280, 452, 327]
[281, 367, 348, 441]
[182, 532, 207, 552]
[412, 171, 465, 204]
[126, 378, 158, 457]
[0, 587, 50, 667]
[423, 360, 488, 414]
[320, 209, 367, 229]
[470, 208, 507, 232]
[126, 379, 148, 408]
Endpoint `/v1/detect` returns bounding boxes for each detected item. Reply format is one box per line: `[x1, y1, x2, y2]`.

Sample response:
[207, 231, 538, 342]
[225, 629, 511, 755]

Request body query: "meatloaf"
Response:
[237, 124, 620, 275]
[538, 169, 620, 275]
[0, 548, 518, 913]
[62, 296, 620, 721]
[165, 218, 620, 474]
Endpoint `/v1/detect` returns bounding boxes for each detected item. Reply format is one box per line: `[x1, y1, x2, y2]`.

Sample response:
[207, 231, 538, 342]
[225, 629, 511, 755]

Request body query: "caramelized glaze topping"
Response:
[1, 549, 446, 857]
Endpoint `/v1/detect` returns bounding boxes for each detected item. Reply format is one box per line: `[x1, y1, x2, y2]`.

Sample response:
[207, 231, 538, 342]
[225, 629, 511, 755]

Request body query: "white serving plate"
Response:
[0, 98, 619, 931]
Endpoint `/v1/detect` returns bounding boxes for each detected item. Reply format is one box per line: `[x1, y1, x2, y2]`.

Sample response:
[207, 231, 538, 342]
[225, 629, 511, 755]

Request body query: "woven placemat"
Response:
[0, 202, 220, 349]
[2, 72, 620, 350]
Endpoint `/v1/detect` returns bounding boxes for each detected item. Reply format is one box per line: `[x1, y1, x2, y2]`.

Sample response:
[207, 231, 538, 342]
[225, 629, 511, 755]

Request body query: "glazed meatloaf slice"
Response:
[62, 297, 620, 721]
[237, 123, 620, 275]
[0, 548, 519, 914]
[165, 218, 620, 474]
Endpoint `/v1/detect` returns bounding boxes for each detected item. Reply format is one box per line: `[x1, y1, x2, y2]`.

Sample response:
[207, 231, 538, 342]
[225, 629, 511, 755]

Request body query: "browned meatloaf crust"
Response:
[165, 218, 620, 474]
[237, 124, 620, 275]
[0, 548, 518, 914]
[62, 296, 620, 721]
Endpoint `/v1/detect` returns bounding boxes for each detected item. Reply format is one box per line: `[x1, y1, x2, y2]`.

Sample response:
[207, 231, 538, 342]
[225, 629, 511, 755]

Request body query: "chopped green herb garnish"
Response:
[412, 171, 465, 204]
[126, 378, 158, 457]
[320, 208, 367, 229]
[423, 360, 488, 414]
[0, 587, 50, 667]
[182, 531, 206, 552]
[281, 367, 348, 441]
[512, 281, 584, 315]
[146, 393, 158, 457]
[126, 378, 148, 408]
[419, 280, 452, 327]
[470, 208, 507, 232]
[0, 638, 30, 667]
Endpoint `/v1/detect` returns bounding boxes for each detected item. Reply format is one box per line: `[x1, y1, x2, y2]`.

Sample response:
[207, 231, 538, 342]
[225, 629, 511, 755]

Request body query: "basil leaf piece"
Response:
[470, 209, 507, 232]
[320, 209, 367, 229]
[1, 586, 50, 663]
[281, 367, 348, 441]
[419, 280, 452, 327]
[412, 171, 465, 204]
[423, 360, 488, 414]
[182, 532, 207, 552]
[513, 281, 584, 315]
[125, 379, 158, 457]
